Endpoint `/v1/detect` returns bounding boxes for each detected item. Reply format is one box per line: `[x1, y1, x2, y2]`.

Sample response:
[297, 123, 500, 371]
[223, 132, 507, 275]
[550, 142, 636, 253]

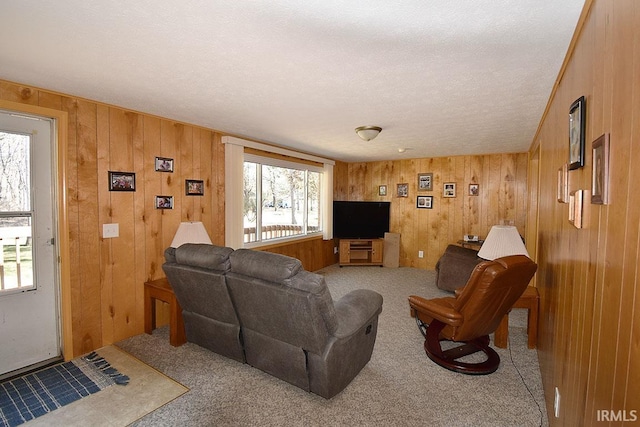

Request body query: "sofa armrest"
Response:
[408, 295, 463, 327]
[333, 289, 383, 339]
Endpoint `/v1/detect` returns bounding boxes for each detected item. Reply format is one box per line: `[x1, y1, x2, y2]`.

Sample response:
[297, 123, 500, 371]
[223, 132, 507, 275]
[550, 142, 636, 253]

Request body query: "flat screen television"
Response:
[333, 201, 391, 239]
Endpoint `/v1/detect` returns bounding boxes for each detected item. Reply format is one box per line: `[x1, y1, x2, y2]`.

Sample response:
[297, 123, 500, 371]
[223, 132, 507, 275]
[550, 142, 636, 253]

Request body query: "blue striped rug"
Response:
[0, 351, 129, 427]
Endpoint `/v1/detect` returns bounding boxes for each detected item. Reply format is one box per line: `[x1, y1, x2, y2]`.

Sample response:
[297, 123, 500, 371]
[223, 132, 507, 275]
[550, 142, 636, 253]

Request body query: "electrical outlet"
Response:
[418, 250, 424, 258]
[103, 223, 119, 238]
[554, 387, 561, 418]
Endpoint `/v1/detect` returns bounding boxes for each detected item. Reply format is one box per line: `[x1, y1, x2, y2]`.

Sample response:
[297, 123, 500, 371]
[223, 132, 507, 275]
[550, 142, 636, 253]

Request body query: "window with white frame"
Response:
[243, 154, 322, 245]
[223, 136, 333, 249]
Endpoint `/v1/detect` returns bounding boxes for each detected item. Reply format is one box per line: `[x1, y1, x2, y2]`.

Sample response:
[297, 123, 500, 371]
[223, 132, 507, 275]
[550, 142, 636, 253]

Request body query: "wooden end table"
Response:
[144, 277, 186, 347]
[494, 286, 539, 349]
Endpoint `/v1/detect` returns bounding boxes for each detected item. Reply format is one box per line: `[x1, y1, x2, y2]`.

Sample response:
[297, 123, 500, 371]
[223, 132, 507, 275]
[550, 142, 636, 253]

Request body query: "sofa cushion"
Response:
[435, 244, 483, 292]
[229, 249, 302, 282]
[174, 243, 234, 271]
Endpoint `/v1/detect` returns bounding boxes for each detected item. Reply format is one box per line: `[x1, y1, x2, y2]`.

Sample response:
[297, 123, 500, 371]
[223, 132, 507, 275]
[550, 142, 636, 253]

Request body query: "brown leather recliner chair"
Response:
[408, 255, 537, 374]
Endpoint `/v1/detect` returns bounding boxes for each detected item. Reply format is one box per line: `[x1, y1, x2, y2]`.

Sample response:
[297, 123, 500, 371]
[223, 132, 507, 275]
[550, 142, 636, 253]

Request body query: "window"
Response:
[223, 136, 333, 249]
[0, 130, 34, 292]
[243, 155, 322, 245]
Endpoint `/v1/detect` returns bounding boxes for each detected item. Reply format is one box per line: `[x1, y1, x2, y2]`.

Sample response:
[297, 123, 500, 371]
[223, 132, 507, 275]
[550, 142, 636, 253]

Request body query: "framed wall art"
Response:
[417, 195, 433, 209]
[443, 182, 456, 198]
[108, 171, 136, 191]
[397, 183, 409, 197]
[569, 96, 586, 170]
[418, 173, 433, 191]
[186, 179, 204, 196]
[155, 196, 173, 209]
[378, 185, 387, 196]
[591, 133, 610, 205]
[469, 184, 479, 196]
[155, 157, 174, 172]
[569, 190, 584, 229]
[557, 163, 569, 203]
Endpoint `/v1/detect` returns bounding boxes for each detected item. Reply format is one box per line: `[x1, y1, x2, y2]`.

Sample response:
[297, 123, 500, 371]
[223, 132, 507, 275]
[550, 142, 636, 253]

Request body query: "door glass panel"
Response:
[0, 131, 34, 292]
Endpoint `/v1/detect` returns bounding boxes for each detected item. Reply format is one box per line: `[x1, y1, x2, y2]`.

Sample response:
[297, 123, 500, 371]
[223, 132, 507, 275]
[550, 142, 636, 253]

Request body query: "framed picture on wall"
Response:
[155, 157, 174, 172]
[417, 195, 433, 209]
[469, 184, 479, 196]
[569, 96, 586, 170]
[186, 179, 204, 196]
[108, 171, 135, 191]
[557, 163, 569, 203]
[569, 190, 584, 228]
[155, 195, 173, 209]
[397, 183, 409, 197]
[418, 173, 433, 191]
[591, 133, 610, 205]
[443, 182, 456, 198]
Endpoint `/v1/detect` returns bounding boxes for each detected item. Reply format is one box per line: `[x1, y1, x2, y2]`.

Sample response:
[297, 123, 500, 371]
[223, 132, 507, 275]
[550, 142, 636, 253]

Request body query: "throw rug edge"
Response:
[0, 351, 129, 427]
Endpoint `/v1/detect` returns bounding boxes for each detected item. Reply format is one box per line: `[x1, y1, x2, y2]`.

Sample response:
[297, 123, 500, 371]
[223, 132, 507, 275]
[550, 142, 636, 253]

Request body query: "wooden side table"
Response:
[494, 286, 539, 349]
[455, 239, 484, 250]
[144, 277, 186, 347]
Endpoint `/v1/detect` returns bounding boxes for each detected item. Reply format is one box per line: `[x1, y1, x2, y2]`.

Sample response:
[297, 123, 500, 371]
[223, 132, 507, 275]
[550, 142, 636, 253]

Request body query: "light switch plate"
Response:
[103, 223, 119, 238]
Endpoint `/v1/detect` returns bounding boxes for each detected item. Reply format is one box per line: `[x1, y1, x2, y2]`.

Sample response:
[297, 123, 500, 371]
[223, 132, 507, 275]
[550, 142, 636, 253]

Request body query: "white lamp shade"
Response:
[170, 221, 212, 248]
[477, 225, 529, 260]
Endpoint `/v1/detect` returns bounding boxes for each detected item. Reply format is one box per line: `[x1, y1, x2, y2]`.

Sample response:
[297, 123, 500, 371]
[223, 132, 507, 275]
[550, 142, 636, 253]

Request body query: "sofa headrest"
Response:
[164, 247, 177, 264]
[229, 249, 302, 282]
[169, 243, 234, 271]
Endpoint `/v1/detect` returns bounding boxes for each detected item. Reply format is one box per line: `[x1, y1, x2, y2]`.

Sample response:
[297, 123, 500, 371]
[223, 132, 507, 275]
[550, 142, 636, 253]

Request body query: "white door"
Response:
[0, 111, 60, 377]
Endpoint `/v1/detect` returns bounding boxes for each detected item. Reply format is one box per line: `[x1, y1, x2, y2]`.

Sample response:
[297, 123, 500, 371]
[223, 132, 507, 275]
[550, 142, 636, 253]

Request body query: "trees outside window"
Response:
[243, 158, 322, 244]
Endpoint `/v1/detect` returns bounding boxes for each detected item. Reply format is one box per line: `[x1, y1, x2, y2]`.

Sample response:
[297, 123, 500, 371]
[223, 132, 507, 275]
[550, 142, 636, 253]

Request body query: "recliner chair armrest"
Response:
[408, 295, 463, 327]
[333, 289, 383, 339]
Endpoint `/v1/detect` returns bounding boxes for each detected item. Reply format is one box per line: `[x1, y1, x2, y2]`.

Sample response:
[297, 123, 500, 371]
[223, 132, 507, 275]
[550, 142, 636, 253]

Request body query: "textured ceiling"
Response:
[0, 1, 584, 162]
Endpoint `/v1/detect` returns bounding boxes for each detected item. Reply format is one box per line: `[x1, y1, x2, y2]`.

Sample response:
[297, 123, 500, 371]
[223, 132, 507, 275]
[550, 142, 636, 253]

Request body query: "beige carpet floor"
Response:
[24, 345, 188, 426]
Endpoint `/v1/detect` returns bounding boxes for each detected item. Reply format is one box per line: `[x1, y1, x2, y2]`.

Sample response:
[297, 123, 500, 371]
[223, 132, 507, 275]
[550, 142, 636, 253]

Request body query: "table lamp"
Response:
[477, 225, 529, 260]
[170, 221, 212, 248]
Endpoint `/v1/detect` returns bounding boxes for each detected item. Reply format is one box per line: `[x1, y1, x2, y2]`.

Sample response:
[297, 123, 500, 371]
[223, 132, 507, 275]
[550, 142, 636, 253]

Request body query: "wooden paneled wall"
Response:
[261, 237, 336, 272]
[0, 80, 225, 357]
[530, 1, 639, 425]
[337, 154, 528, 269]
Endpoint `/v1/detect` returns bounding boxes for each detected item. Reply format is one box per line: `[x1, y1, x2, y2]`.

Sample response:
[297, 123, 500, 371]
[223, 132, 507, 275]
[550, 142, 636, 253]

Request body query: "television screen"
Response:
[333, 201, 391, 239]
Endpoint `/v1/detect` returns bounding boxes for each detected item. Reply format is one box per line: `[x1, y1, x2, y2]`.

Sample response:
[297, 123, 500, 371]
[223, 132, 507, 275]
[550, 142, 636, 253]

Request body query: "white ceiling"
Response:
[0, 1, 584, 162]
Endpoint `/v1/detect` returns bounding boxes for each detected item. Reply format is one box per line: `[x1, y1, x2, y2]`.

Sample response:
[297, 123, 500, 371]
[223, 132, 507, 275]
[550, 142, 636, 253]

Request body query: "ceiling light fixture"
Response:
[355, 126, 382, 141]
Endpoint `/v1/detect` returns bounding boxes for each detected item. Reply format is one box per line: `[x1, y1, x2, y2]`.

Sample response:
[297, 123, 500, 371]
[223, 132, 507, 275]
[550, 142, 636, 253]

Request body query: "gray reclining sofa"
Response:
[162, 244, 383, 398]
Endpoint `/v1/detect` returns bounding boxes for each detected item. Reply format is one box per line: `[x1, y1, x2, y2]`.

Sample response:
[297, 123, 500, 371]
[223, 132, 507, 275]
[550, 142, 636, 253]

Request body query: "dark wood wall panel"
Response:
[530, 0, 639, 424]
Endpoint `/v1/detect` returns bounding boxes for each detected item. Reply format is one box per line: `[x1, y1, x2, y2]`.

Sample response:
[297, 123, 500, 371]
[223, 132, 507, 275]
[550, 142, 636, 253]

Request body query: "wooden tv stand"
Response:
[339, 239, 383, 267]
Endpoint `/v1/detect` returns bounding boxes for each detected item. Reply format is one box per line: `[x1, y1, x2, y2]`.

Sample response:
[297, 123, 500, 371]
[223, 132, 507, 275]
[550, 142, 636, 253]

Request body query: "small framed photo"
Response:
[418, 173, 433, 191]
[569, 96, 586, 170]
[591, 133, 610, 205]
[155, 196, 173, 209]
[557, 163, 569, 203]
[155, 157, 174, 172]
[186, 179, 204, 196]
[108, 171, 136, 191]
[397, 183, 409, 198]
[443, 182, 456, 198]
[469, 184, 479, 196]
[378, 185, 387, 196]
[417, 195, 433, 209]
[569, 190, 584, 228]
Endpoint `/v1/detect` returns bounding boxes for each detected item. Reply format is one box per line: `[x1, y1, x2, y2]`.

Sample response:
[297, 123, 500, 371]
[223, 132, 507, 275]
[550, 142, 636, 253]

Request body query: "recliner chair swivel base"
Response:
[417, 318, 500, 375]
